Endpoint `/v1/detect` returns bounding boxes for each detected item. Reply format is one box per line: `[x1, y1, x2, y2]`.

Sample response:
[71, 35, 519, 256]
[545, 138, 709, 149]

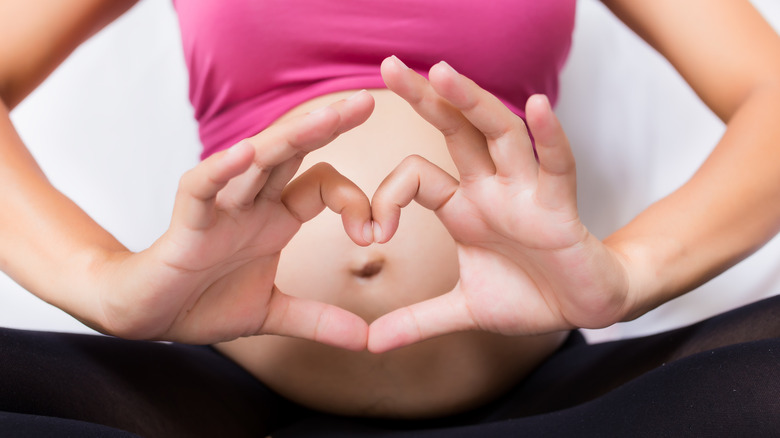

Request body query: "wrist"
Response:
[57, 245, 135, 336]
[87, 246, 166, 339]
[603, 232, 683, 322]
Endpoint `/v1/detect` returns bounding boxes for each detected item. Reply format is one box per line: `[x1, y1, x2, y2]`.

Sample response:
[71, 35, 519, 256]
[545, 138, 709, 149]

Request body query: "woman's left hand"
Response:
[368, 57, 633, 353]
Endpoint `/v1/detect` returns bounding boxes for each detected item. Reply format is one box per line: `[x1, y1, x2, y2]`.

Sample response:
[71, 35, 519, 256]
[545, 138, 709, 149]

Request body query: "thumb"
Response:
[367, 287, 475, 353]
[260, 287, 369, 351]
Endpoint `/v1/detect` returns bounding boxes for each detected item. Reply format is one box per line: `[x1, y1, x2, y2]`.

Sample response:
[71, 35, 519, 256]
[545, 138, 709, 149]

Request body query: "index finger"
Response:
[282, 162, 373, 246]
[247, 89, 375, 168]
[218, 90, 375, 208]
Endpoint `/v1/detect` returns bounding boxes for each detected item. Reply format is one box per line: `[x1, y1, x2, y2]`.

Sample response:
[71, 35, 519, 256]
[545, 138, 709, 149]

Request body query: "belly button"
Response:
[350, 258, 385, 279]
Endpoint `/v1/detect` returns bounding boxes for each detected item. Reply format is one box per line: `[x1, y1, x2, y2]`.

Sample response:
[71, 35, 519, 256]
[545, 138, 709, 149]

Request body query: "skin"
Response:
[367, 58, 621, 352]
[216, 86, 568, 417]
[0, 0, 377, 349]
[1, 0, 780, 418]
[364, 2, 780, 352]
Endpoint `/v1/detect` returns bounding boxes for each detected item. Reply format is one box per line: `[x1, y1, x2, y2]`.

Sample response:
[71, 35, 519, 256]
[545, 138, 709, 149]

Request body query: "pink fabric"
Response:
[173, 1, 576, 159]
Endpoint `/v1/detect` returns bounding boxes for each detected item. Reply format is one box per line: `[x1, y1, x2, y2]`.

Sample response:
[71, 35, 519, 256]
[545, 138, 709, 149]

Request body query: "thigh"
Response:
[0, 328, 311, 438]
[276, 338, 780, 437]
[0, 410, 142, 438]
[269, 294, 780, 437]
[484, 293, 780, 419]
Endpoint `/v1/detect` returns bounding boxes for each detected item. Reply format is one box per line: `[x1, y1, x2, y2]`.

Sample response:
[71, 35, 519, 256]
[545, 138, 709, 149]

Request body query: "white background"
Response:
[4, 0, 780, 342]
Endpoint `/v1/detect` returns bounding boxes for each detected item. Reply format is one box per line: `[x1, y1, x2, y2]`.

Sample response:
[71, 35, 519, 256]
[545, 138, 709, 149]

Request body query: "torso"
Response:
[215, 89, 568, 418]
[174, 0, 577, 418]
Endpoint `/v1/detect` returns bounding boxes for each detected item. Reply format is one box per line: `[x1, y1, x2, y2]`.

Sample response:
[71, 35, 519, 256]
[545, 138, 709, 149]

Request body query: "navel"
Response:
[350, 258, 385, 279]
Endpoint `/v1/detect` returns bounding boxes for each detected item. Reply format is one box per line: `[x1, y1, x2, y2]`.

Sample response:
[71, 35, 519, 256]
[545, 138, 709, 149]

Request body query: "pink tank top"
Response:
[173, 1, 576, 158]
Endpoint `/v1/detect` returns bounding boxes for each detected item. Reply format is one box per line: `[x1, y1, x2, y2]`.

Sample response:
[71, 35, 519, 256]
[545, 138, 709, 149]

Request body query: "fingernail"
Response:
[227, 140, 245, 153]
[437, 60, 458, 74]
[363, 222, 374, 243]
[390, 55, 409, 69]
[528, 94, 552, 116]
[373, 222, 384, 243]
[347, 89, 367, 101]
[307, 106, 329, 116]
[227, 139, 252, 155]
[540, 94, 551, 112]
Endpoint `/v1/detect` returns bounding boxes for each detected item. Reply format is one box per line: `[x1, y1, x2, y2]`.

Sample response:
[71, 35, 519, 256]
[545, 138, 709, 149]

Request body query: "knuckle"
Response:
[178, 168, 204, 195]
[178, 169, 195, 188]
[401, 154, 427, 168]
[439, 119, 468, 139]
[250, 156, 271, 174]
[309, 161, 336, 176]
[331, 182, 363, 206]
[398, 154, 429, 175]
[232, 196, 257, 211]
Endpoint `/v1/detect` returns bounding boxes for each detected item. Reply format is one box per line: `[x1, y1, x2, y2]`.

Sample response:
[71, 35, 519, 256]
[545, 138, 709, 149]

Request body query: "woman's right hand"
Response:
[93, 90, 375, 349]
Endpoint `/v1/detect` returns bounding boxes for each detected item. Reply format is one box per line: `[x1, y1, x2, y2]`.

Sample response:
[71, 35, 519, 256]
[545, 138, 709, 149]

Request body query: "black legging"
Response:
[1, 294, 779, 438]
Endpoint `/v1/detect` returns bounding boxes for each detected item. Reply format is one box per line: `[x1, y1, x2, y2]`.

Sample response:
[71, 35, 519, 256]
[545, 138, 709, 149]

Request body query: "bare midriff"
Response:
[215, 89, 568, 419]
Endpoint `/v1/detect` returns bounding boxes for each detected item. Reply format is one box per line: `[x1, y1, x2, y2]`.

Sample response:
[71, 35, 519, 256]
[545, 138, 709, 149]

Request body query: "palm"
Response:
[439, 181, 588, 333]
[144, 198, 301, 342]
[164, 198, 299, 273]
[442, 178, 581, 250]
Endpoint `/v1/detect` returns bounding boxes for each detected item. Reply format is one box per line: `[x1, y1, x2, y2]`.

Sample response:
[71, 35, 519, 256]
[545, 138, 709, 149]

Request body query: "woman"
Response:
[1, 1, 779, 436]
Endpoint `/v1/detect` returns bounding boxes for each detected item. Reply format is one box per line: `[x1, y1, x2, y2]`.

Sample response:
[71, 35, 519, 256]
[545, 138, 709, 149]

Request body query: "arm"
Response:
[599, 0, 780, 318]
[0, 0, 140, 323]
[1, 1, 375, 348]
[0, 0, 139, 108]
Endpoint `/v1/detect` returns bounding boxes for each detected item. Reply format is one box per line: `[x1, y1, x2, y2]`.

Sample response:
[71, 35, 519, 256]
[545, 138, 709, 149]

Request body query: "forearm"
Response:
[0, 100, 127, 330]
[606, 83, 780, 320]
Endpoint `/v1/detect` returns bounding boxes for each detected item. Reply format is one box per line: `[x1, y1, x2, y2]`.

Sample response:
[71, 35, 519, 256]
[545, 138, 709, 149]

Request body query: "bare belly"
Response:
[215, 89, 567, 418]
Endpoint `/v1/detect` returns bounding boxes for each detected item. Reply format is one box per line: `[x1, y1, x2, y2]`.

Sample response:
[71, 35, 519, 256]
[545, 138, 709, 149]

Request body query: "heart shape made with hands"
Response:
[275, 159, 458, 350]
[170, 56, 613, 356]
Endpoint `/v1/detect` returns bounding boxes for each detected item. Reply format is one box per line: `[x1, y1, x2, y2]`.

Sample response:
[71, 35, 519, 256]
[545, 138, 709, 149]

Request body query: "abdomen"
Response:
[215, 89, 567, 418]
